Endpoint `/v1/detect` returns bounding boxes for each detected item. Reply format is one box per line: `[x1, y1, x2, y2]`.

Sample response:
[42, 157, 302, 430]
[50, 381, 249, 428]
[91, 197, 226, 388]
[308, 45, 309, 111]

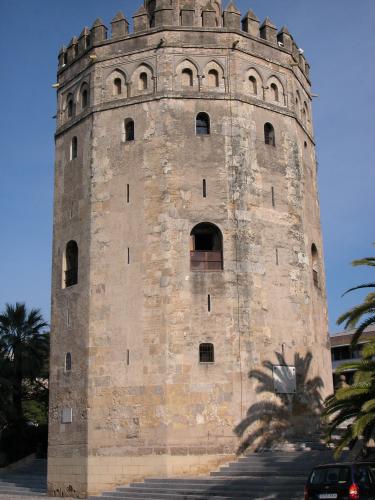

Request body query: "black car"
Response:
[305, 463, 375, 500]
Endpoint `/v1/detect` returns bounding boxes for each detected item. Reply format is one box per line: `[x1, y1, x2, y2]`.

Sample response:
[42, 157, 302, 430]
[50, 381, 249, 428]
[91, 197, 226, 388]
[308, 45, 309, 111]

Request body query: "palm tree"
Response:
[337, 255, 375, 346]
[323, 341, 375, 457]
[0, 303, 48, 425]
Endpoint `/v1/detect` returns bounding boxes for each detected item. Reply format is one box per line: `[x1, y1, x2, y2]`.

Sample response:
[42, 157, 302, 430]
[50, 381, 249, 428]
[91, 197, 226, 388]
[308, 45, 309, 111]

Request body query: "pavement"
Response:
[0, 497, 74, 500]
[0, 497, 69, 500]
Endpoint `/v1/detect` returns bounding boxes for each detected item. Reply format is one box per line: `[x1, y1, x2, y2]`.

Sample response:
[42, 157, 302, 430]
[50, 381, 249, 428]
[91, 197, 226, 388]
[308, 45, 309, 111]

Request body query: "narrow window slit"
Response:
[65, 353, 72, 371]
[70, 136, 78, 160]
[127, 247, 130, 265]
[208, 294, 211, 312]
[276, 248, 279, 266]
[271, 187, 275, 207]
[127, 184, 130, 203]
[64, 241, 78, 287]
[203, 179, 207, 198]
[127, 350, 130, 366]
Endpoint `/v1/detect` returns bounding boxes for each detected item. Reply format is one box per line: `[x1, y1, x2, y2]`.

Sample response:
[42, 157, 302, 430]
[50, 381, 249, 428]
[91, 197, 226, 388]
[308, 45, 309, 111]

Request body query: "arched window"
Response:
[270, 83, 279, 102]
[65, 240, 78, 288]
[190, 222, 223, 271]
[249, 76, 257, 95]
[70, 136, 78, 160]
[113, 78, 122, 96]
[124, 119, 135, 142]
[196, 112, 210, 135]
[81, 88, 88, 109]
[181, 68, 193, 87]
[65, 353, 72, 371]
[207, 69, 219, 87]
[199, 343, 214, 363]
[264, 123, 275, 146]
[139, 72, 148, 91]
[311, 244, 319, 287]
[67, 95, 74, 118]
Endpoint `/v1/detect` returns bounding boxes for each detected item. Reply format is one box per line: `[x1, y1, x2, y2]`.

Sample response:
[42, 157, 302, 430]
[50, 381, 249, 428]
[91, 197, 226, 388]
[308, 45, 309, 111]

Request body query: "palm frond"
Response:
[361, 399, 375, 413]
[333, 431, 355, 459]
[351, 316, 375, 346]
[362, 342, 375, 359]
[352, 258, 375, 268]
[352, 412, 375, 437]
[337, 302, 375, 329]
[342, 283, 375, 296]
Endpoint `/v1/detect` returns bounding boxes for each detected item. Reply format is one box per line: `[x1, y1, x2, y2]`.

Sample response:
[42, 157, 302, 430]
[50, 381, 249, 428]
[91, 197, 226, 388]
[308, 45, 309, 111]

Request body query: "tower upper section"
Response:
[57, 2, 310, 82]
[55, 1, 313, 141]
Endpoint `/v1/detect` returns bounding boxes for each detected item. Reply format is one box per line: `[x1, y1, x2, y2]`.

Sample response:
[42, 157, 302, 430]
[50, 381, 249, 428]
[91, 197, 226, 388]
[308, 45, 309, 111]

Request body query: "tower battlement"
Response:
[58, 2, 310, 80]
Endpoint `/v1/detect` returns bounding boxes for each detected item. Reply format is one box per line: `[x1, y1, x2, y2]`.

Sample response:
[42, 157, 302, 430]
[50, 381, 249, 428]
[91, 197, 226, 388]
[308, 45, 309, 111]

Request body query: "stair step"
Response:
[0, 484, 45, 490]
[211, 471, 308, 477]
[128, 480, 306, 489]
[106, 486, 305, 496]
[0, 490, 46, 496]
[93, 495, 302, 500]
[141, 480, 305, 487]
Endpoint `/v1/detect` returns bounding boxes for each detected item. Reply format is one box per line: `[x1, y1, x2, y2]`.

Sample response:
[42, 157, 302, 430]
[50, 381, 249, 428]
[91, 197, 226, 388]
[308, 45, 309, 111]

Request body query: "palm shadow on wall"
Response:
[234, 351, 324, 454]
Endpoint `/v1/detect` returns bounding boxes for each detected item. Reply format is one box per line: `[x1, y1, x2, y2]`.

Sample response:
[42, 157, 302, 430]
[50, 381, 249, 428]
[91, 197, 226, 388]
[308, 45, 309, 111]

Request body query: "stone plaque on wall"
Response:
[273, 365, 296, 394]
[61, 407, 73, 424]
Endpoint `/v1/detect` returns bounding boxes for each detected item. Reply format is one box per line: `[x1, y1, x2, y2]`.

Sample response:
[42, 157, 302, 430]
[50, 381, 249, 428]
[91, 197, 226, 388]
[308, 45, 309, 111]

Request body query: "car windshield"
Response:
[310, 467, 350, 485]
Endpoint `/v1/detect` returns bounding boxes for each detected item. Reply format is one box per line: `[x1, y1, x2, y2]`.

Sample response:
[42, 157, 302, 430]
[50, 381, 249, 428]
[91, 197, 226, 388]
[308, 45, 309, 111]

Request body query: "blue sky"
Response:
[0, 1, 373, 333]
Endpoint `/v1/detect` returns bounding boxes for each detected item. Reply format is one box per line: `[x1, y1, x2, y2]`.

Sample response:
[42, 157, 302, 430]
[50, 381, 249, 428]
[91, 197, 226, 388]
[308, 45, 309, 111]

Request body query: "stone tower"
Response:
[48, 0, 333, 496]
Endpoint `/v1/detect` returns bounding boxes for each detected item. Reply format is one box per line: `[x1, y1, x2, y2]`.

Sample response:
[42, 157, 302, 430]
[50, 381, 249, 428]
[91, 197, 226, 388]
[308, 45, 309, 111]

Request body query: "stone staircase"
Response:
[91, 449, 334, 500]
[0, 450, 335, 498]
[0, 458, 47, 496]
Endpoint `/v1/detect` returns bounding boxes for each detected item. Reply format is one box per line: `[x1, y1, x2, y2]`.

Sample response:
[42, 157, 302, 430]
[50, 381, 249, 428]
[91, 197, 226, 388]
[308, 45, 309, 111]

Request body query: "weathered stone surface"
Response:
[49, 0, 332, 497]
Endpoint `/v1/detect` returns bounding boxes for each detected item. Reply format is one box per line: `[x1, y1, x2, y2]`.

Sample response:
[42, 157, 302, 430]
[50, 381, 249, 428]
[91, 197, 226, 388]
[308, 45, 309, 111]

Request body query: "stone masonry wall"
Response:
[49, 12, 333, 497]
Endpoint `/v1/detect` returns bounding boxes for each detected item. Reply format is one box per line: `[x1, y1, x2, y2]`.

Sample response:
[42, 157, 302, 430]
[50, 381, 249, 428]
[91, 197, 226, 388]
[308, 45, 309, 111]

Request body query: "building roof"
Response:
[330, 328, 375, 348]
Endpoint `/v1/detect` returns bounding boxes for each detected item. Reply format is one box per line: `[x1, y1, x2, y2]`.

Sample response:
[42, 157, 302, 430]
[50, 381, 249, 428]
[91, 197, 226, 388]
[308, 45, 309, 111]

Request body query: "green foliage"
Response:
[23, 400, 48, 426]
[326, 249, 375, 457]
[323, 340, 375, 458]
[0, 303, 49, 465]
[336, 253, 375, 346]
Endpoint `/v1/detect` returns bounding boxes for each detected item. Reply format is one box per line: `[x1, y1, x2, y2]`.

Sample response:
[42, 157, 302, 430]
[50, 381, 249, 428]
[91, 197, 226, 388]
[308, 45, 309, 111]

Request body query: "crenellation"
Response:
[91, 18, 107, 44]
[154, 0, 175, 26]
[67, 37, 78, 64]
[259, 17, 277, 44]
[58, 46, 67, 70]
[180, 5, 195, 27]
[201, 2, 217, 28]
[241, 9, 259, 37]
[133, 6, 149, 32]
[299, 52, 307, 73]
[277, 26, 292, 52]
[111, 12, 129, 39]
[292, 39, 300, 62]
[305, 61, 310, 79]
[57, 4, 312, 82]
[77, 27, 91, 58]
[223, 2, 241, 30]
